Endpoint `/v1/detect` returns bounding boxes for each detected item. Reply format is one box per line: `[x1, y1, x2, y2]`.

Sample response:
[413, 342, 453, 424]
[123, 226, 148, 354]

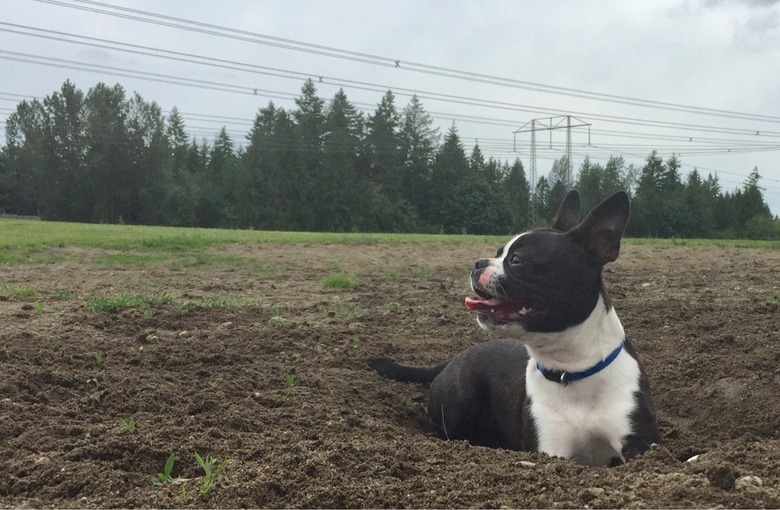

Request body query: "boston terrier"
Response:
[368, 190, 660, 466]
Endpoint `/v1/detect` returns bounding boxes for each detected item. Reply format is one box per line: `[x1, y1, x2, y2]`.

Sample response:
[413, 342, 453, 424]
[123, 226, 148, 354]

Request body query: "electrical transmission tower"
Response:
[513, 115, 591, 226]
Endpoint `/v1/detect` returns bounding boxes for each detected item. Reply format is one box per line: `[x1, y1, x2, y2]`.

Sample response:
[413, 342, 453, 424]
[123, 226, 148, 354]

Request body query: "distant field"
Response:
[0, 219, 506, 251]
[1, 219, 778, 254]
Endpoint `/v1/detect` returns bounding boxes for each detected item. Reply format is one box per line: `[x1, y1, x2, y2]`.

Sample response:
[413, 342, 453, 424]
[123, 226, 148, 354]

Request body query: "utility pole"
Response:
[529, 120, 537, 226]
[514, 115, 591, 226]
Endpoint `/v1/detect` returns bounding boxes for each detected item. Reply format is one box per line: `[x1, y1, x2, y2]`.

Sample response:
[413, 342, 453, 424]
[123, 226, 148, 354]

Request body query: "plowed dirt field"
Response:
[1, 241, 779, 508]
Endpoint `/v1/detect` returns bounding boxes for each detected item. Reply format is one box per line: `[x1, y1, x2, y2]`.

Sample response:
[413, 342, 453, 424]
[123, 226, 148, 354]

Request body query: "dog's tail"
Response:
[367, 357, 451, 384]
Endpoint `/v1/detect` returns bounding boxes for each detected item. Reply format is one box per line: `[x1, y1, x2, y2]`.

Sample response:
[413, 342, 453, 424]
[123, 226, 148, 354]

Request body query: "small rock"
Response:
[518, 460, 536, 468]
[735, 475, 763, 490]
[178, 330, 189, 337]
[686, 454, 701, 463]
[641, 282, 651, 288]
[34, 456, 52, 465]
[221, 321, 233, 327]
[579, 487, 605, 503]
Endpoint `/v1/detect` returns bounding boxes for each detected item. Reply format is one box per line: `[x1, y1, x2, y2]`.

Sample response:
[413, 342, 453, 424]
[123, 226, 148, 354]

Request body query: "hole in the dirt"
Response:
[675, 448, 705, 462]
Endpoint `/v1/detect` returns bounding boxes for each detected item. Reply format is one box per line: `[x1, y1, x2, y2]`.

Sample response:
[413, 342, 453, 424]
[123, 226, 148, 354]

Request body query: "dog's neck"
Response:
[522, 293, 626, 372]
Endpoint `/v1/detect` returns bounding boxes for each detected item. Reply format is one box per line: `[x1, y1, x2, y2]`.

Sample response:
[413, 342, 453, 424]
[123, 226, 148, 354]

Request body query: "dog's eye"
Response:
[508, 253, 523, 266]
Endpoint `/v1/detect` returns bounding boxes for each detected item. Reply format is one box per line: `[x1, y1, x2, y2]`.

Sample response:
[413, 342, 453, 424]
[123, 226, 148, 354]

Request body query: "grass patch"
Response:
[168, 253, 277, 275]
[268, 305, 289, 327]
[321, 274, 354, 289]
[0, 248, 41, 265]
[94, 252, 171, 267]
[407, 267, 436, 278]
[387, 302, 409, 314]
[325, 261, 343, 272]
[182, 296, 252, 309]
[762, 293, 780, 307]
[0, 284, 39, 297]
[86, 292, 173, 313]
[0, 246, 70, 265]
[324, 297, 362, 321]
[51, 288, 75, 300]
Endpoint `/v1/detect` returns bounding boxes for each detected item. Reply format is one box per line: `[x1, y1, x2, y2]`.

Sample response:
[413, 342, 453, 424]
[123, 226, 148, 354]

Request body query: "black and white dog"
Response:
[369, 190, 660, 466]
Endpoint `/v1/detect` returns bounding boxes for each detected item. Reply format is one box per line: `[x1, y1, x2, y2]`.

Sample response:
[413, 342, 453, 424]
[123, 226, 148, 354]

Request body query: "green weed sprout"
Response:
[153, 454, 190, 486]
[282, 373, 296, 401]
[194, 452, 228, 495]
[119, 417, 136, 432]
[321, 274, 354, 289]
[91, 355, 105, 369]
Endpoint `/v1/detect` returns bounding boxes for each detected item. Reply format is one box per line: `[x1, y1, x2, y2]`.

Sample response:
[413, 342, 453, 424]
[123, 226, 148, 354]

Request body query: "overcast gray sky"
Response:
[2, 0, 780, 215]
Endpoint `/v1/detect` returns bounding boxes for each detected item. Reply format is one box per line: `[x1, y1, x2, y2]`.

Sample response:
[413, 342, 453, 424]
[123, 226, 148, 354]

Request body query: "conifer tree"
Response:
[292, 79, 327, 230]
[366, 90, 402, 197]
[505, 159, 530, 232]
[399, 95, 438, 214]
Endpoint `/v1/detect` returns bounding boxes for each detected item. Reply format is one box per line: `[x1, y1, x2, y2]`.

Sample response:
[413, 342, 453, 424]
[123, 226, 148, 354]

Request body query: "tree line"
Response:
[1, 79, 777, 239]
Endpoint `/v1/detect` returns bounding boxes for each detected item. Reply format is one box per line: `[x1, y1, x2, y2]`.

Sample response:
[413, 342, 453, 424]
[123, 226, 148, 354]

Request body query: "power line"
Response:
[5, 82, 769, 151]
[30, 0, 780, 124]
[5, 23, 780, 141]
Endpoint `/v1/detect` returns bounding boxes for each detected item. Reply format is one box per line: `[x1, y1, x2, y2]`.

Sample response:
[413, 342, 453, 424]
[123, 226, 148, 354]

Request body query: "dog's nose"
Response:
[474, 258, 490, 270]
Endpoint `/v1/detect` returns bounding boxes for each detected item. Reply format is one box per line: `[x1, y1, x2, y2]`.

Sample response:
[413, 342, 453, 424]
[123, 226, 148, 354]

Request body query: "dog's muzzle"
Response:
[466, 264, 544, 325]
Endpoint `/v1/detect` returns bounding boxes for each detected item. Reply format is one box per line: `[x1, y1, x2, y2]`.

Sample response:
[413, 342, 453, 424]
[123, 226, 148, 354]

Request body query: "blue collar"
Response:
[536, 341, 624, 386]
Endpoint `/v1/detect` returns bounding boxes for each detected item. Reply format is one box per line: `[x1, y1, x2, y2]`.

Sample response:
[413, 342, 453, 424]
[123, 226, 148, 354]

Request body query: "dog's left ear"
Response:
[572, 191, 630, 264]
[550, 190, 581, 232]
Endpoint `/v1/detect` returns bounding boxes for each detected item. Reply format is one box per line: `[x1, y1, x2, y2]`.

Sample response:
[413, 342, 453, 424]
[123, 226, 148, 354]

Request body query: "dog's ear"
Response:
[550, 190, 581, 232]
[572, 191, 630, 264]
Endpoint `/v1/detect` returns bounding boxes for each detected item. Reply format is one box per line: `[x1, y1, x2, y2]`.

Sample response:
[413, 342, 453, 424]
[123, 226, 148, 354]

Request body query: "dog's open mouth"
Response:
[464, 296, 544, 324]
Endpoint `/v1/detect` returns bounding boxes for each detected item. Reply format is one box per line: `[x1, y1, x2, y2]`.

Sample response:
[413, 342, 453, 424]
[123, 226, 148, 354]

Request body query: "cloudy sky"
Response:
[2, 0, 780, 215]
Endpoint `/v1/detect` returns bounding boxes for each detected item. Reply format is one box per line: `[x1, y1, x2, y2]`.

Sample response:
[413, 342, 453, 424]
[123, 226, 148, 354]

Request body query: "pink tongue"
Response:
[465, 297, 504, 311]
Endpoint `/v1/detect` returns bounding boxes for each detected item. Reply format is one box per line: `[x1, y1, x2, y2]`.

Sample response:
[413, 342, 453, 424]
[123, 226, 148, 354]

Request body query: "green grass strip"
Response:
[1, 219, 778, 251]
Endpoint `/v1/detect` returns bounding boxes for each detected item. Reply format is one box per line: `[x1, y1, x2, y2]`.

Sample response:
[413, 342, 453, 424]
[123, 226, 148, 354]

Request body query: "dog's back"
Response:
[427, 339, 529, 449]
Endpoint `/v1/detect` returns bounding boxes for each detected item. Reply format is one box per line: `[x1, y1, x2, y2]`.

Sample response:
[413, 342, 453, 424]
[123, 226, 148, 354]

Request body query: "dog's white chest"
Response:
[526, 354, 640, 466]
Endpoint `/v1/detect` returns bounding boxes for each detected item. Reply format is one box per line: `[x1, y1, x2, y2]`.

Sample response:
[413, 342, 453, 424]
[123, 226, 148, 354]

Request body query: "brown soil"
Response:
[1, 242, 779, 508]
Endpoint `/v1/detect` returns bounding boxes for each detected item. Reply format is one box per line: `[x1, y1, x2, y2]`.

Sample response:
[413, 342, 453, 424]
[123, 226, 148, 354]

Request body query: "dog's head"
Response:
[466, 190, 630, 335]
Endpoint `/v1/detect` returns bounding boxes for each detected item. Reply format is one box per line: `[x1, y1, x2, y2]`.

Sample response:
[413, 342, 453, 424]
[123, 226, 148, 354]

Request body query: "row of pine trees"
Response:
[1, 79, 777, 238]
